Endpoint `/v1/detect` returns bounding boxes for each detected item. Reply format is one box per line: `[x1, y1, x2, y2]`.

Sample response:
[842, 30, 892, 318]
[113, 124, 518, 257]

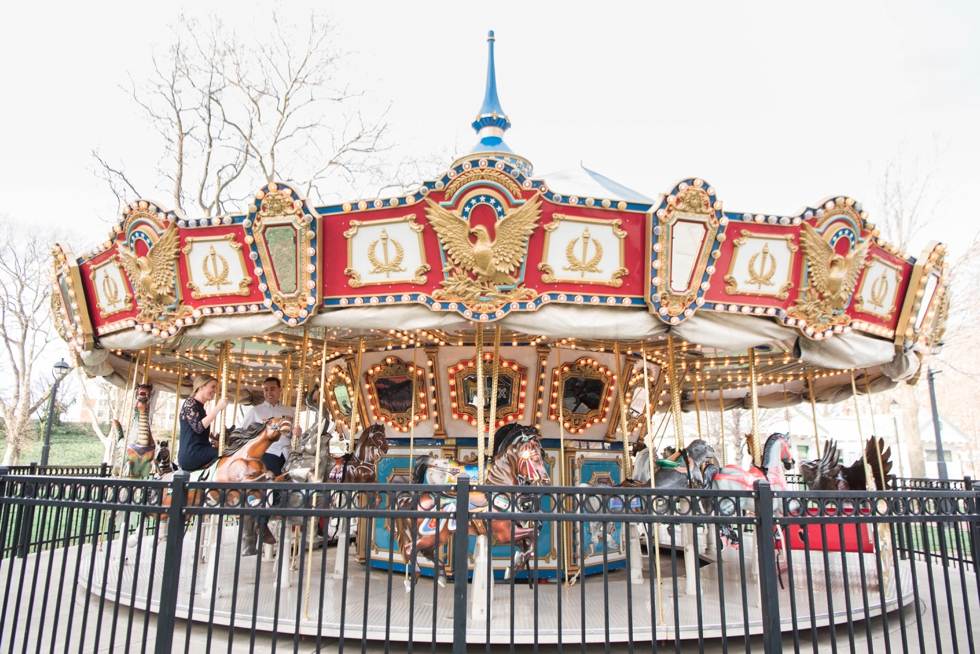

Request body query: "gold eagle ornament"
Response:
[424, 195, 542, 287]
[797, 223, 870, 314]
[118, 224, 181, 322]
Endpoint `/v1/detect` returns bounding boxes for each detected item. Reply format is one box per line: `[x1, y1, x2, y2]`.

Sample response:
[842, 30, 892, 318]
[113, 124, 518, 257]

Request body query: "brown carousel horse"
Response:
[159, 416, 293, 520]
[273, 419, 389, 550]
[391, 424, 551, 587]
[325, 422, 389, 483]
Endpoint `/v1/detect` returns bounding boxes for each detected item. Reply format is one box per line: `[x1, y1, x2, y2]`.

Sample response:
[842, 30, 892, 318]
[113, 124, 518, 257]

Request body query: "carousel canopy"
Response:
[50, 31, 950, 434]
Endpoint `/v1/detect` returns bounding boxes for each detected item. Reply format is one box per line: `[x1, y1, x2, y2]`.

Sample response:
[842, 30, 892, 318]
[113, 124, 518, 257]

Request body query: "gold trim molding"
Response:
[181, 233, 252, 299]
[344, 213, 430, 287]
[723, 231, 797, 300]
[854, 254, 903, 321]
[447, 354, 528, 427]
[88, 255, 133, 317]
[548, 356, 615, 434]
[539, 213, 628, 287]
[364, 356, 428, 432]
[652, 187, 720, 317]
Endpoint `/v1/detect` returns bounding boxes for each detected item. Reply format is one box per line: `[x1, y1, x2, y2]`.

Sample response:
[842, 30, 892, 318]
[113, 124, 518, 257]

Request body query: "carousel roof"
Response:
[541, 166, 654, 204]
[49, 31, 950, 425]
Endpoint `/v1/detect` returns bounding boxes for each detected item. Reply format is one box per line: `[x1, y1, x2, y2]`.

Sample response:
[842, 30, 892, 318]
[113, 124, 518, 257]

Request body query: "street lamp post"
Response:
[39, 359, 71, 467]
[925, 341, 947, 481]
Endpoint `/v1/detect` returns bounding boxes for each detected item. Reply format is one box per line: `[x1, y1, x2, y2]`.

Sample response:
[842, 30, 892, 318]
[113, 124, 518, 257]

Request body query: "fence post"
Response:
[16, 463, 39, 558]
[754, 480, 782, 654]
[154, 471, 189, 654]
[965, 477, 980, 572]
[452, 474, 471, 654]
[100, 463, 109, 478]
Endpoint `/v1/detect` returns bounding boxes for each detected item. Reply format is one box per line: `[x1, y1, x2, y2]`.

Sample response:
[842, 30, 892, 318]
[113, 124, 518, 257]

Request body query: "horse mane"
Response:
[492, 423, 538, 459]
[221, 420, 271, 458]
[354, 423, 383, 455]
[632, 448, 652, 483]
[411, 455, 430, 485]
[761, 433, 785, 472]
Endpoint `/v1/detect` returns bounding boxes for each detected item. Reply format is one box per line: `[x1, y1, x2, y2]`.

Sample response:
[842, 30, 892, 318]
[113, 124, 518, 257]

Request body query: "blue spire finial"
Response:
[472, 30, 510, 133]
[459, 30, 532, 174]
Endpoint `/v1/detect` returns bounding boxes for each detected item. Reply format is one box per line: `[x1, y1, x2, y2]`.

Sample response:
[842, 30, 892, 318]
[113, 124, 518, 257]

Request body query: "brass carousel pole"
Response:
[349, 338, 364, 452]
[642, 341, 666, 626]
[408, 336, 418, 474]
[141, 347, 152, 384]
[557, 340, 574, 586]
[863, 369, 895, 591]
[693, 372, 703, 439]
[747, 348, 762, 467]
[475, 323, 486, 484]
[304, 334, 331, 620]
[405, 340, 419, 586]
[103, 351, 140, 546]
[666, 335, 684, 454]
[487, 326, 502, 464]
[110, 350, 143, 477]
[863, 370, 889, 489]
[614, 341, 631, 481]
[807, 370, 821, 457]
[283, 354, 293, 419]
[717, 385, 727, 466]
[117, 349, 144, 477]
[218, 342, 230, 456]
[849, 371, 868, 470]
[293, 328, 311, 450]
[556, 342, 566, 487]
[171, 364, 184, 455]
[231, 350, 244, 429]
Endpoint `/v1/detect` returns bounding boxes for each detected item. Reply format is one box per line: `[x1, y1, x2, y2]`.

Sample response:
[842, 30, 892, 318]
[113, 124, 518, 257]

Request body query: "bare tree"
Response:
[0, 222, 66, 465]
[870, 139, 980, 478]
[76, 373, 126, 465]
[94, 12, 406, 219]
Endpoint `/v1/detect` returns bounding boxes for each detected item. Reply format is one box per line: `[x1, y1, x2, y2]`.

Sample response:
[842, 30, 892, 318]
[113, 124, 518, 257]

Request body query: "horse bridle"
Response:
[515, 439, 545, 485]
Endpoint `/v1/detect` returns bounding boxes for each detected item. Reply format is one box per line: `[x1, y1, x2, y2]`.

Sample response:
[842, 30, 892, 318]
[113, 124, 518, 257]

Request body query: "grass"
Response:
[1, 422, 106, 467]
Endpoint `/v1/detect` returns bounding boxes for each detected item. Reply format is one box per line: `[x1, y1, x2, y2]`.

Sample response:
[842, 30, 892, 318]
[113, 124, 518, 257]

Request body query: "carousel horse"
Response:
[391, 424, 551, 587]
[326, 423, 389, 483]
[152, 440, 173, 477]
[272, 420, 388, 550]
[572, 439, 717, 577]
[122, 384, 156, 479]
[799, 436, 894, 491]
[709, 432, 795, 549]
[159, 416, 293, 517]
[623, 439, 717, 490]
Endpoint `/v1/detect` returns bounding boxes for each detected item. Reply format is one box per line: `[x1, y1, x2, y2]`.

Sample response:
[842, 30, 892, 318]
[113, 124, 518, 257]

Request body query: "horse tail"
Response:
[411, 456, 430, 485]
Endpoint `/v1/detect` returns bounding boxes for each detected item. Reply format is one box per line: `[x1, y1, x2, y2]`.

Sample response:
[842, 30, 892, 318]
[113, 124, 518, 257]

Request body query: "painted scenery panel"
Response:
[265, 225, 298, 293]
[562, 378, 606, 414]
[374, 376, 414, 413]
[462, 375, 514, 412]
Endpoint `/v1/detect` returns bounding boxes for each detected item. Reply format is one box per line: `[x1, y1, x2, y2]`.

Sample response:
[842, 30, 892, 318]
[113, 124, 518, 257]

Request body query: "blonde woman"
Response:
[177, 374, 229, 471]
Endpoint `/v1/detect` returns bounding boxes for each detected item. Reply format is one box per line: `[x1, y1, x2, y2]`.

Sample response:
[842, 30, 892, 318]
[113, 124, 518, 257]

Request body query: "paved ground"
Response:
[1, 539, 976, 653]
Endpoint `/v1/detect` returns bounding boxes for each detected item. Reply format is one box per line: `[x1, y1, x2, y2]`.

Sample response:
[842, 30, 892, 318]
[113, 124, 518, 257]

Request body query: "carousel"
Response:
[49, 31, 950, 642]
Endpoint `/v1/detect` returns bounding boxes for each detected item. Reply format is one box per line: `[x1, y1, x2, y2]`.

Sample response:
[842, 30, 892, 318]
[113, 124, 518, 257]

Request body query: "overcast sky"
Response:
[3, 1, 978, 260]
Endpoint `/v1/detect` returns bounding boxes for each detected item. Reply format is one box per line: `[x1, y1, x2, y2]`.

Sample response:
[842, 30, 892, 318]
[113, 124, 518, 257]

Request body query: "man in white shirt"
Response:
[241, 377, 298, 476]
[240, 376, 301, 556]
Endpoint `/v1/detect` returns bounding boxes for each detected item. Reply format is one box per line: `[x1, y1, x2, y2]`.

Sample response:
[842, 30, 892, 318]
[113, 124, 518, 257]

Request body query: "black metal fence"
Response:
[0, 470, 978, 654]
[4, 462, 111, 477]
